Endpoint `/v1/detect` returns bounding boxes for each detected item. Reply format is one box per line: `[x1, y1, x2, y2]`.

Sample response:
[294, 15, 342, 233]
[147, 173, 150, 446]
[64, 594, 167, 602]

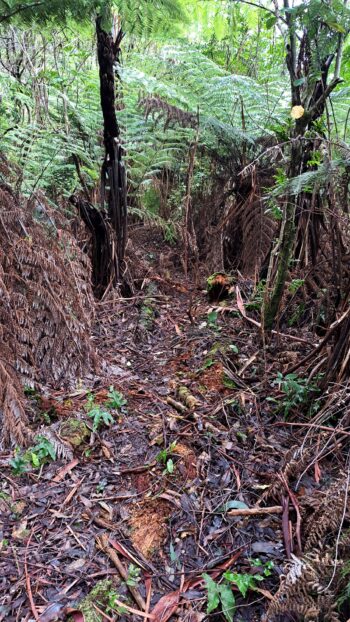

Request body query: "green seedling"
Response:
[156, 441, 177, 475]
[126, 563, 141, 587]
[106, 589, 128, 615]
[9, 436, 56, 475]
[85, 393, 114, 431]
[203, 559, 273, 621]
[270, 372, 315, 417]
[106, 386, 127, 410]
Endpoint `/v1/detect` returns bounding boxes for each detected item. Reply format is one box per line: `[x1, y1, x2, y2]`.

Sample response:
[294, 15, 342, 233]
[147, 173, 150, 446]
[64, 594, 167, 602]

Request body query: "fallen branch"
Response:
[213, 303, 313, 345]
[94, 600, 154, 620]
[25, 531, 39, 621]
[273, 421, 350, 437]
[96, 534, 147, 611]
[228, 506, 283, 516]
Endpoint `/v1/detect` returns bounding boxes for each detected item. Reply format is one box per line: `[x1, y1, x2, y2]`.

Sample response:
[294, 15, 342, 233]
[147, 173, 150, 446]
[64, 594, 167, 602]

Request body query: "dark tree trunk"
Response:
[70, 195, 117, 299]
[96, 16, 127, 283]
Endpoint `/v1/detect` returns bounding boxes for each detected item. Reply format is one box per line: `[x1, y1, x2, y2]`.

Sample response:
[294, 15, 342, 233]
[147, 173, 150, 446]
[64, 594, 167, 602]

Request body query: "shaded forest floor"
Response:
[1, 228, 349, 622]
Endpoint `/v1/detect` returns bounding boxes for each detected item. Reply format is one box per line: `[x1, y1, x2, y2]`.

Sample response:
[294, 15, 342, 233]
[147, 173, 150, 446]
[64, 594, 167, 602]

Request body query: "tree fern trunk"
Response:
[263, 137, 302, 330]
[96, 17, 127, 283]
[263, 200, 296, 330]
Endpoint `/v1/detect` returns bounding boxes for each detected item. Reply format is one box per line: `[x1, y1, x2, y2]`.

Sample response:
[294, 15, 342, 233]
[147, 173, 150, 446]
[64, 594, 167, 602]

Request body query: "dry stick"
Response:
[24, 531, 39, 621]
[214, 305, 313, 345]
[166, 396, 188, 413]
[145, 577, 152, 620]
[96, 534, 147, 611]
[273, 421, 350, 437]
[279, 474, 302, 553]
[287, 306, 350, 374]
[282, 496, 291, 560]
[99, 596, 155, 619]
[228, 506, 283, 517]
[62, 476, 85, 506]
[92, 603, 114, 621]
[52, 458, 79, 483]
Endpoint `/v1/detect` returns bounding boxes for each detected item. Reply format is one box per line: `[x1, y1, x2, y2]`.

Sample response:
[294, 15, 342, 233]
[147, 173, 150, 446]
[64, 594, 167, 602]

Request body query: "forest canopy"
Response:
[1, 2, 350, 622]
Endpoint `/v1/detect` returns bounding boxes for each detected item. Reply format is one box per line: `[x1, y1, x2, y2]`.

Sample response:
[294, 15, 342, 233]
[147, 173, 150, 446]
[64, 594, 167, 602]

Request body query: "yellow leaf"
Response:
[291, 105, 305, 119]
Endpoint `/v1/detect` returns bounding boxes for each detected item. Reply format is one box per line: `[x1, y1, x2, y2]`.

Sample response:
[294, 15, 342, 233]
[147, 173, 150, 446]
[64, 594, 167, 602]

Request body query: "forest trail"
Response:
[2, 230, 344, 622]
[1, 1, 350, 619]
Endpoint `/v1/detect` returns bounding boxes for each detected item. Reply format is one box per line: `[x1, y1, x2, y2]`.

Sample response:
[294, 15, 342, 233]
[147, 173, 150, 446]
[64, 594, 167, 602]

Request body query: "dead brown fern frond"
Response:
[222, 168, 276, 276]
[139, 95, 198, 130]
[0, 187, 97, 446]
[304, 477, 347, 552]
[262, 445, 314, 502]
[266, 552, 341, 622]
[0, 362, 32, 447]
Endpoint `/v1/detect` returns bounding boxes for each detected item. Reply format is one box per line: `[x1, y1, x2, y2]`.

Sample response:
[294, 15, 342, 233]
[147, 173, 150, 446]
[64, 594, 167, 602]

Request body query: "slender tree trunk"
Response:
[96, 17, 127, 283]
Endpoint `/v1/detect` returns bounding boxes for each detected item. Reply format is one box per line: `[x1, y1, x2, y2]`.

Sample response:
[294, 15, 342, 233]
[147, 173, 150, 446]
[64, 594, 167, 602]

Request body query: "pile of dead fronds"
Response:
[0, 187, 96, 447]
[266, 476, 350, 622]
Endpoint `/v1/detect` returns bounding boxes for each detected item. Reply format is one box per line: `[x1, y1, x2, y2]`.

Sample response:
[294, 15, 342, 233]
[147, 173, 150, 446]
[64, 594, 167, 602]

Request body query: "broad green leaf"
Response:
[265, 15, 277, 29]
[223, 572, 256, 598]
[325, 20, 346, 33]
[203, 574, 220, 613]
[222, 500, 249, 511]
[31, 453, 40, 467]
[218, 584, 236, 622]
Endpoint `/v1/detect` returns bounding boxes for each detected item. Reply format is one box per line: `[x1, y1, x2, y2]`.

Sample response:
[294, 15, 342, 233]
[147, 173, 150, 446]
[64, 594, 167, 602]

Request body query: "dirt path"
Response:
[0, 261, 344, 622]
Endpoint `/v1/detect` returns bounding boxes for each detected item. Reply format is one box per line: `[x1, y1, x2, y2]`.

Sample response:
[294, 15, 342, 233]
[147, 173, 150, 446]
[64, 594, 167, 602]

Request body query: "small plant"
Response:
[106, 386, 127, 410]
[229, 344, 239, 354]
[199, 357, 215, 372]
[288, 278, 305, 294]
[270, 372, 312, 417]
[250, 558, 274, 576]
[222, 374, 237, 390]
[265, 198, 283, 220]
[84, 393, 114, 432]
[338, 558, 350, 609]
[156, 441, 177, 474]
[9, 450, 29, 475]
[28, 435, 56, 467]
[106, 589, 128, 615]
[96, 478, 107, 493]
[207, 309, 219, 328]
[23, 385, 38, 397]
[203, 573, 236, 622]
[126, 563, 141, 587]
[246, 280, 266, 311]
[9, 436, 56, 475]
[203, 560, 274, 622]
[223, 571, 263, 598]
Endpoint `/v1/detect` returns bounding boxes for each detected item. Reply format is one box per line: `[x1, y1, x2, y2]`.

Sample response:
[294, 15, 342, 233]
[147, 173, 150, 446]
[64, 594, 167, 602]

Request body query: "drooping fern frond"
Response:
[1, 0, 187, 38]
[267, 157, 350, 199]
